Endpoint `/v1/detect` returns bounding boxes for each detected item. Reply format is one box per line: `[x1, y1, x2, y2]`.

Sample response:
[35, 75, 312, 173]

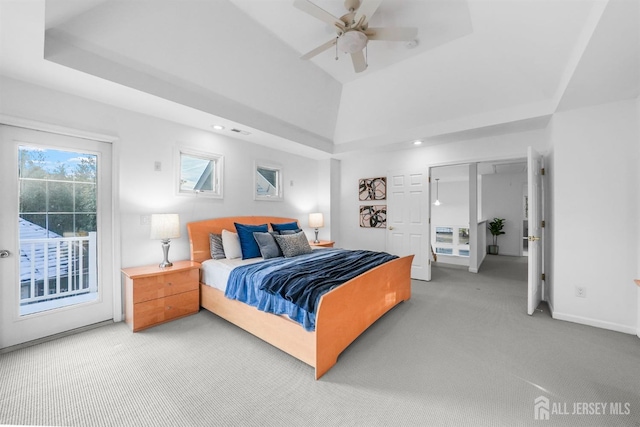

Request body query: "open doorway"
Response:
[430, 159, 528, 272]
[428, 152, 545, 315]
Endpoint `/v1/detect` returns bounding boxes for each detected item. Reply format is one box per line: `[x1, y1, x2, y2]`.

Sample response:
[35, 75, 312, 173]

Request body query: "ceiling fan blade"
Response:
[293, 0, 344, 29]
[351, 50, 367, 73]
[301, 38, 337, 60]
[365, 27, 418, 41]
[354, 0, 383, 25]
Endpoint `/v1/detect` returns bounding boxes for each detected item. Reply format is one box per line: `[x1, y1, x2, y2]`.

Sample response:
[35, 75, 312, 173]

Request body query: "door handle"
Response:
[528, 236, 540, 242]
[0, 249, 10, 258]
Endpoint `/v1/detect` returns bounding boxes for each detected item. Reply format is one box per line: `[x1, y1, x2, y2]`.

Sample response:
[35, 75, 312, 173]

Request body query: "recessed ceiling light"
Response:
[212, 125, 224, 130]
[413, 140, 423, 145]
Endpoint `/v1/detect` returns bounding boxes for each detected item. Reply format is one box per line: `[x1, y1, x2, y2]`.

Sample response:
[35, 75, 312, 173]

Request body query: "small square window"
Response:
[178, 149, 223, 198]
[436, 227, 453, 243]
[436, 247, 453, 255]
[255, 161, 283, 201]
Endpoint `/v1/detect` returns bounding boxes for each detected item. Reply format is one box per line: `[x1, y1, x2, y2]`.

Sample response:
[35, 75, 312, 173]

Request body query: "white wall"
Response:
[431, 180, 469, 225]
[482, 172, 527, 257]
[337, 128, 550, 252]
[551, 98, 638, 334]
[0, 77, 324, 269]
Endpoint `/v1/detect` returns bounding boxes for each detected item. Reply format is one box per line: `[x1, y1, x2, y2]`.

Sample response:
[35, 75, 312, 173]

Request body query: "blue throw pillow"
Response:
[271, 221, 299, 233]
[235, 223, 268, 259]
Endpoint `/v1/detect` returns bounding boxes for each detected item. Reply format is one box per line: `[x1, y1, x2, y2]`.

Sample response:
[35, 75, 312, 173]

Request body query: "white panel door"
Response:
[0, 125, 114, 348]
[527, 147, 544, 315]
[386, 170, 430, 281]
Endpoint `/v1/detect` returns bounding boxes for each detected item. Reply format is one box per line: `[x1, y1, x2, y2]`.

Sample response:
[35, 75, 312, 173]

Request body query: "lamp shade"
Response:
[150, 214, 180, 240]
[308, 213, 324, 229]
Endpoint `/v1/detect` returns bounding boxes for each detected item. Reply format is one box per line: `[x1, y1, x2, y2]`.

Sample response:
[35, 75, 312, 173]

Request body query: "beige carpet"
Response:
[1, 256, 639, 426]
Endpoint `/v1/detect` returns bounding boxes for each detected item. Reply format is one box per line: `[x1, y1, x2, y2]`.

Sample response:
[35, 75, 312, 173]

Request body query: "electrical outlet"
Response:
[575, 286, 587, 298]
[140, 214, 151, 226]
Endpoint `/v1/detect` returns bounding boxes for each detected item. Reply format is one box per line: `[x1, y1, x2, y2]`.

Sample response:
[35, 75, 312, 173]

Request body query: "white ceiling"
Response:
[229, 0, 475, 84]
[0, 0, 638, 159]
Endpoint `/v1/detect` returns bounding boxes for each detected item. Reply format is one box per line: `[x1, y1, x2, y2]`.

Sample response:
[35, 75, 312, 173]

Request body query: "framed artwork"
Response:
[359, 205, 387, 228]
[359, 177, 386, 201]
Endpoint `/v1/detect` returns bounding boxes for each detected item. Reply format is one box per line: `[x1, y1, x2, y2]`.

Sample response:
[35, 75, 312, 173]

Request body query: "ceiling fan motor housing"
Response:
[338, 30, 368, 54]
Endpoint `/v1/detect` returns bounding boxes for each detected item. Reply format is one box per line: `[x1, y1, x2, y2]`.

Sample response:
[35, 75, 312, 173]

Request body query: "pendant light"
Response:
[434, 178, 441, 206]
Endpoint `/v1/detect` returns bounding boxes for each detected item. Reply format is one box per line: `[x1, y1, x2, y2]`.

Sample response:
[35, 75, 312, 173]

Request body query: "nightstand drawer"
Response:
[132, 289, 199, 331]
[133, 268, 199, 303]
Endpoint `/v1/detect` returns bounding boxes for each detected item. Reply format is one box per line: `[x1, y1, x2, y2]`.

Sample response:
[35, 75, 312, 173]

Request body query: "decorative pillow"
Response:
[279, 228, 302, 235]
[209, 233, 225, 259]
[234, 223, 268, 259]
[271, 221, 299, 233]
[252, 232, 283, 259]
[221, 229, 242, 259]
[273, 231, 313, 258]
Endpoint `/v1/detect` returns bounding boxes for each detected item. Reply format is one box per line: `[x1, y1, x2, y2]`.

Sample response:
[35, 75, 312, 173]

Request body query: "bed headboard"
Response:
[187, 216, 298, 263]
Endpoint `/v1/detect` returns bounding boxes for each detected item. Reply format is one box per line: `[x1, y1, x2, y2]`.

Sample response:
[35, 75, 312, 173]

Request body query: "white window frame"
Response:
[176, 147, 223, 198]
[254, 161, 283, 201]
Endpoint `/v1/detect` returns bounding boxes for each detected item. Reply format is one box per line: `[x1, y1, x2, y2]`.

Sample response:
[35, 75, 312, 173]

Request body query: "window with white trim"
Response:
[254, 161, 283, 201]
[178, 149, 223, 198]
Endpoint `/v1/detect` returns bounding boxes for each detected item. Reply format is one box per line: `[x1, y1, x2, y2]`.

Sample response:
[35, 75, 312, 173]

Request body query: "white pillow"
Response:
[221, 229, 242, 259]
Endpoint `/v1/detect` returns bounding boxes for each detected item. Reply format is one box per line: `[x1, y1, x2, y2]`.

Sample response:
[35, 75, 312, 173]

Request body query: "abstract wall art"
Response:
[358, 177, 386, 201]
[359, 205, 387, 228]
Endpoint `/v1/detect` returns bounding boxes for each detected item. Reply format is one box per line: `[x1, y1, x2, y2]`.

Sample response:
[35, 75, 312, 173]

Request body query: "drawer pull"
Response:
[166, 306, 172, 310]
[167, 282, 172, 286]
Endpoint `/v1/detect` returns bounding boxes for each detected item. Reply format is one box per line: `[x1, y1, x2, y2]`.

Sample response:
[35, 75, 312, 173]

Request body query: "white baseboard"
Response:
[552, 311, 637, 335]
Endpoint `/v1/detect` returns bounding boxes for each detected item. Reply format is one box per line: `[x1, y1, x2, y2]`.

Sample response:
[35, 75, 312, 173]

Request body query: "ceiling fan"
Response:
[293, 0, 418, 73]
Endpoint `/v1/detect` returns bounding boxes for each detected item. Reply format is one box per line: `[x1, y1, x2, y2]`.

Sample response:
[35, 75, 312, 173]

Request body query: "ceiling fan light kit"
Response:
[293, 0, 418, 73]
[337, 31, 368, 54]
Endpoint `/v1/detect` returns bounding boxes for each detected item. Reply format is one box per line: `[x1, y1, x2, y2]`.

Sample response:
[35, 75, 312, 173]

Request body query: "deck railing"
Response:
[20, 232, 97, 305]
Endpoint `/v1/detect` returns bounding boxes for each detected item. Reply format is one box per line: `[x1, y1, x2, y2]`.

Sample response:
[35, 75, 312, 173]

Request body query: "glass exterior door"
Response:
[0, 125, 114, 348]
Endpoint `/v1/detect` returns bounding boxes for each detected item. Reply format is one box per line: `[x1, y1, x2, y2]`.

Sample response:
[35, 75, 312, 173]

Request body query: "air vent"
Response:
[230, 128, 251, 135]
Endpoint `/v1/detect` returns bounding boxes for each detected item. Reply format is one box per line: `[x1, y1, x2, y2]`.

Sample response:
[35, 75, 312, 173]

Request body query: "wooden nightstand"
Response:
[309, 240, 335, 248]
[122, 260, 200, 332]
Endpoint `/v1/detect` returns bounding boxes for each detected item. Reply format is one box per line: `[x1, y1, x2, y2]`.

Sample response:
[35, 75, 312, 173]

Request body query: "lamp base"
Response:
[159, 239, 173, 268]
[313, 229, 320, 244]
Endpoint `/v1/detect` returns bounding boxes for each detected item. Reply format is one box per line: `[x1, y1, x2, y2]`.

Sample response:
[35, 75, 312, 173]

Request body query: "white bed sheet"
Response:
[200, 257, 264, 292]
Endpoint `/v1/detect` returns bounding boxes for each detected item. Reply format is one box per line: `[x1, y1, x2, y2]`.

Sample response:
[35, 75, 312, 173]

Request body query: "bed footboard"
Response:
[314, 255, 413, 379]
[199, 254, 413, 380]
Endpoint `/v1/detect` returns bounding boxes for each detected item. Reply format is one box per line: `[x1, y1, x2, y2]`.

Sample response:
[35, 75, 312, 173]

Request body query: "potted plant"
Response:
[488, 218, 506, 255]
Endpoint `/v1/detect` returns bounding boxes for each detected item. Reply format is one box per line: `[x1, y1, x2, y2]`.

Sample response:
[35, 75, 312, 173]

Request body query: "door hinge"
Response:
[541, 273, 546, 281]
[541, 168, 545, 175]
[428, 176, 431, 183]
[541, 220, 545, 228]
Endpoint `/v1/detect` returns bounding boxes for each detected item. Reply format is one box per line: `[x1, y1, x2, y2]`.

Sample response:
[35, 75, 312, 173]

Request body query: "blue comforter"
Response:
[224, 249, 398, 331]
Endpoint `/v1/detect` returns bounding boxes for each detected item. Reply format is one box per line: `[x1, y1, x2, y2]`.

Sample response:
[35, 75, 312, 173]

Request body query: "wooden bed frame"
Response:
[187, 216, 413, 379]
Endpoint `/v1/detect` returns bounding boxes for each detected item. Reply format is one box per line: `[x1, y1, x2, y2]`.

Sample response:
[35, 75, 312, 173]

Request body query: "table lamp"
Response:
[150, 214, 180, 268]
[308, 212, 324, 244]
